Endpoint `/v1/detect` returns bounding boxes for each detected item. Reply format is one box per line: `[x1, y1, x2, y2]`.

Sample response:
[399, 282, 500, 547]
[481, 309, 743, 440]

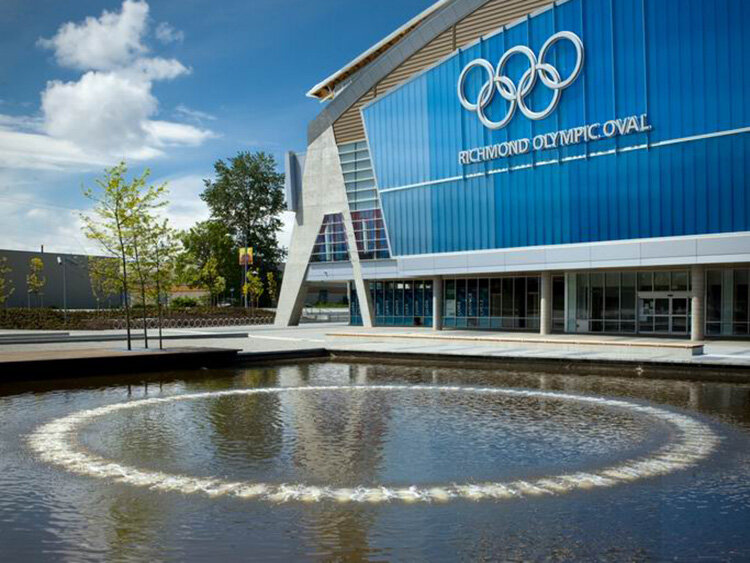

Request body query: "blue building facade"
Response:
[362, 0, 749, 256]
[281, 0, 750, 338]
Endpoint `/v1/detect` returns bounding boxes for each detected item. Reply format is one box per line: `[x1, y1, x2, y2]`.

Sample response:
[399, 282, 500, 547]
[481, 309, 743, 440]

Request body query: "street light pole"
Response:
[243, 233, 248, 308]
[57, 256, 67, 323]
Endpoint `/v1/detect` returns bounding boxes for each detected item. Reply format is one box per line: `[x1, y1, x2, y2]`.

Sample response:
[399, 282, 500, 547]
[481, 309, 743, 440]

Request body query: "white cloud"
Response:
[42, 71, 157, 154]
[144, 120, 216, 146]
[123, 57, 189, 81]
[0, 191, 97, 254]
[175, 104, 216, 123]
[0, 128, 107, 170]
[155, 22, 184, 44]
[0, 1, 215, 170]
[155, 174, 211, 231]
[0, 113, 44, 133]
[38, 0, 149, 71]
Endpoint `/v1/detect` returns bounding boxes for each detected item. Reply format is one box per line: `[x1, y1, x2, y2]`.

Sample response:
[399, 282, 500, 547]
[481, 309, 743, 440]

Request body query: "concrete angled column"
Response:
[275, 126, 355, 327]
[432, 276, 443, 331]
[691, 264, 705, 341]
[540, 271, 552, 335]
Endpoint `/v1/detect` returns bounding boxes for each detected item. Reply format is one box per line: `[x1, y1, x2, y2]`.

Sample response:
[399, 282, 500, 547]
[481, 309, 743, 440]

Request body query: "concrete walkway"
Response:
[1, 323, 749, 370]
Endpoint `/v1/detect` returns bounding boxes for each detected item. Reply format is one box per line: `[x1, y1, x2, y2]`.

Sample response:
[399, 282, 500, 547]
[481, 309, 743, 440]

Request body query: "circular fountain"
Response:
[29, 385, 719, 504]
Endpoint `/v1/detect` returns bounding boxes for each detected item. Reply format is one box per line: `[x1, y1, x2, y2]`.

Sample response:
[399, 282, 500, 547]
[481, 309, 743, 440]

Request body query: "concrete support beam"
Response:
[275, 126, 354, 327]
[540, 271, 552, 335]
[691, 264, 705, 342]
[432, 276, 443, 331]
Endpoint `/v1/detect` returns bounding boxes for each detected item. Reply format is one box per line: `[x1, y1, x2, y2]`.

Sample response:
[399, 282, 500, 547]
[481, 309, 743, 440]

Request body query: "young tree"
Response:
[200, 152, 286, 304]
[26, 257, 46, 308]
[0, 257, 14, 307]
[145, 218, 179, 349]
[127, 181, 168, 349]
[243, 271, 264, 309]
[266, 271, 278, 307]
[81, 162, 154, 350]
[88, 257, 121, 311]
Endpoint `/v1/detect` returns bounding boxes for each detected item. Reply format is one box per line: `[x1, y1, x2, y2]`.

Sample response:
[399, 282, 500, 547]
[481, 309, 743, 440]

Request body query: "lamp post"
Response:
[56, 256, 67, 323]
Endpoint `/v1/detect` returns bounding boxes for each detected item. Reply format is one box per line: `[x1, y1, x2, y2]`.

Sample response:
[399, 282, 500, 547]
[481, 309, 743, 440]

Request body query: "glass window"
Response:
[384, 282, 394, 316]
[456, 279, 467, 318]
[605, 272, 620, 319]
[706, 270, 722, 323]
[414, 282, 423, 317]
[424, 281, 433, 317]
[735, 270, 749, 324]
[638, 272, 653, 292]
[445, 280, 456, 318]
[404, 281, 413, 317]
[514, 278, 526, 326]
[577, 274, 589, 320]
[671, 271, 689, 292]
[654, 272, 670, 291]
[621, 273, 636, 320]
[502, 278, 514, 318]
[395, 282, 404, 316]
[526, 277, 539, 319]
[467, 279, 478, 317]
[490, 279, 503, 317]
[478, 279, 489, 317]
[590, 273, 604, 331]
[375, 282, 384, 316]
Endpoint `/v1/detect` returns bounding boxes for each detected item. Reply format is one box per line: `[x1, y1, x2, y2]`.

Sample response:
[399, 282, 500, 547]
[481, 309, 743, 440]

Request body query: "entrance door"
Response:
[638, 294, 690, 335]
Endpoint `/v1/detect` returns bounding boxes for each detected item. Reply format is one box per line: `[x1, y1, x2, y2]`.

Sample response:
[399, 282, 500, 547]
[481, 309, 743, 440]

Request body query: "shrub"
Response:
[170, 296, 199, 308]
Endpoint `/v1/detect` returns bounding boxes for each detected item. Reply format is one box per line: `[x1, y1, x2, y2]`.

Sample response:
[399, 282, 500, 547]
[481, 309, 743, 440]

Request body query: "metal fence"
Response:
[111, 316, 275, 329]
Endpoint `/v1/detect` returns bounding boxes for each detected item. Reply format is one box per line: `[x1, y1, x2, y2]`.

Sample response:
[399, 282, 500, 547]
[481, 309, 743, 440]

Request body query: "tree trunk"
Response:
[133, 236, 148, 349]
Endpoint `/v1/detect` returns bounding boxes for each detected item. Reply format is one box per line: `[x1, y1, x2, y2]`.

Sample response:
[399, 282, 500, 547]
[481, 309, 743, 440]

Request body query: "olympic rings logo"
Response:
[457, 31, 584, 129]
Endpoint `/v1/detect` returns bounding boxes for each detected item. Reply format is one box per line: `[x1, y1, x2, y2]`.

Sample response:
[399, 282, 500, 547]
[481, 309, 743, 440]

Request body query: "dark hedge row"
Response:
[0, 307, 272, 330]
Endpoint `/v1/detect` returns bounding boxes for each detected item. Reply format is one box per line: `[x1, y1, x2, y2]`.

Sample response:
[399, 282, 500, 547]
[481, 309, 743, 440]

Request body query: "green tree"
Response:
[176, 220, 236, 302]
[266, 271, 278, 307]
[243, 271, 264, 309]
[26, 257, 46, 308]
[144, 217, 179, 349]
[200, 152, 286, 304]
[0, 257, 13, 307]
[88, 257, 121, 310]
[126, 179, 168, 348]
[81, 162, 163, 350]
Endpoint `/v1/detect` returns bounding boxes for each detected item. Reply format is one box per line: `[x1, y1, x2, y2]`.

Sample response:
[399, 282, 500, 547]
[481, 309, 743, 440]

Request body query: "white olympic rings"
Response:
[457, 31, 584, 129]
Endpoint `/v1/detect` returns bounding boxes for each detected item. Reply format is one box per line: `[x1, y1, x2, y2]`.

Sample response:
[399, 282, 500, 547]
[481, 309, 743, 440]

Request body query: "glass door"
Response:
[638, 295, 690, 334]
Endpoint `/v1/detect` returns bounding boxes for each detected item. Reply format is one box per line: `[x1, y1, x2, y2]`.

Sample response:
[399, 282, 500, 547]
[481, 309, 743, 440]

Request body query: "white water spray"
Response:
[28, 385, 719, 504]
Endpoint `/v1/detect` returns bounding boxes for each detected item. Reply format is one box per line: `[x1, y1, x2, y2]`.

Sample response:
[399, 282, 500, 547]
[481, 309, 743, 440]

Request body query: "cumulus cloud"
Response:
[37, 0, 149, 71]
[155, 22, 184, 44]
[0, 0, 214, 170]
[42, 71, 157, 154]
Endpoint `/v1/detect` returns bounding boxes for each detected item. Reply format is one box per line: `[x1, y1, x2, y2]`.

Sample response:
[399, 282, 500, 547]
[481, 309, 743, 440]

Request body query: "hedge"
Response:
[0, 307, 273, 330]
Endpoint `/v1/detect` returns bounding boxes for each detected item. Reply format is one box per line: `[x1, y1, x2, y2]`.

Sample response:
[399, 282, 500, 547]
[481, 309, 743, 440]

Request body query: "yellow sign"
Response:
[238, 247, 253, 266]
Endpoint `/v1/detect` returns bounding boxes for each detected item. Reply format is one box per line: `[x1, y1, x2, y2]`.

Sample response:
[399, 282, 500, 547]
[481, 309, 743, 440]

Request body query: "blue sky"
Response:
[0, 0, 433, 253]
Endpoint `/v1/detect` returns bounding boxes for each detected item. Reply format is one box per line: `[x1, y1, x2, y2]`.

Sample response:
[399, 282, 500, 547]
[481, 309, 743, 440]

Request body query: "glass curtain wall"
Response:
[310, 214, 348, 263]
[574, 270, 690, 334]
[443, 276, 540, 330]
[350, 281, 434, 326]
[704, 268, 750, 337]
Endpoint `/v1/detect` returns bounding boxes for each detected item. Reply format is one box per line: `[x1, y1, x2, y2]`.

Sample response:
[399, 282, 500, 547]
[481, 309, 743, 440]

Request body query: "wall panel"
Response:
[363, 0, 750, 257]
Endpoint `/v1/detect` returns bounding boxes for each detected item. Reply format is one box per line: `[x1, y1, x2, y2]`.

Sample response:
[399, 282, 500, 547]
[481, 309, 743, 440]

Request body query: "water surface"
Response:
[1, 361, 749, 561]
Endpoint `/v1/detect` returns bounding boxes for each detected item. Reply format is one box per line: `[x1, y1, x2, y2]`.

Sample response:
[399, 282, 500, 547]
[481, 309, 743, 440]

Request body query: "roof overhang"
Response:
[307, 0, 492, 145]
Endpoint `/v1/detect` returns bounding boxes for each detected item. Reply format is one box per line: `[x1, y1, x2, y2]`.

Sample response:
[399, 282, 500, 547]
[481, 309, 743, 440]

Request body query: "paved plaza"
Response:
[2, 322, 750, 370]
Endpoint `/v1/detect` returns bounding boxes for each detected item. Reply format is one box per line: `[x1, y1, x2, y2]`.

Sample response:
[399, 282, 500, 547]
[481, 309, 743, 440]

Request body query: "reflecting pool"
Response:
[1, 361, 749, 561]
